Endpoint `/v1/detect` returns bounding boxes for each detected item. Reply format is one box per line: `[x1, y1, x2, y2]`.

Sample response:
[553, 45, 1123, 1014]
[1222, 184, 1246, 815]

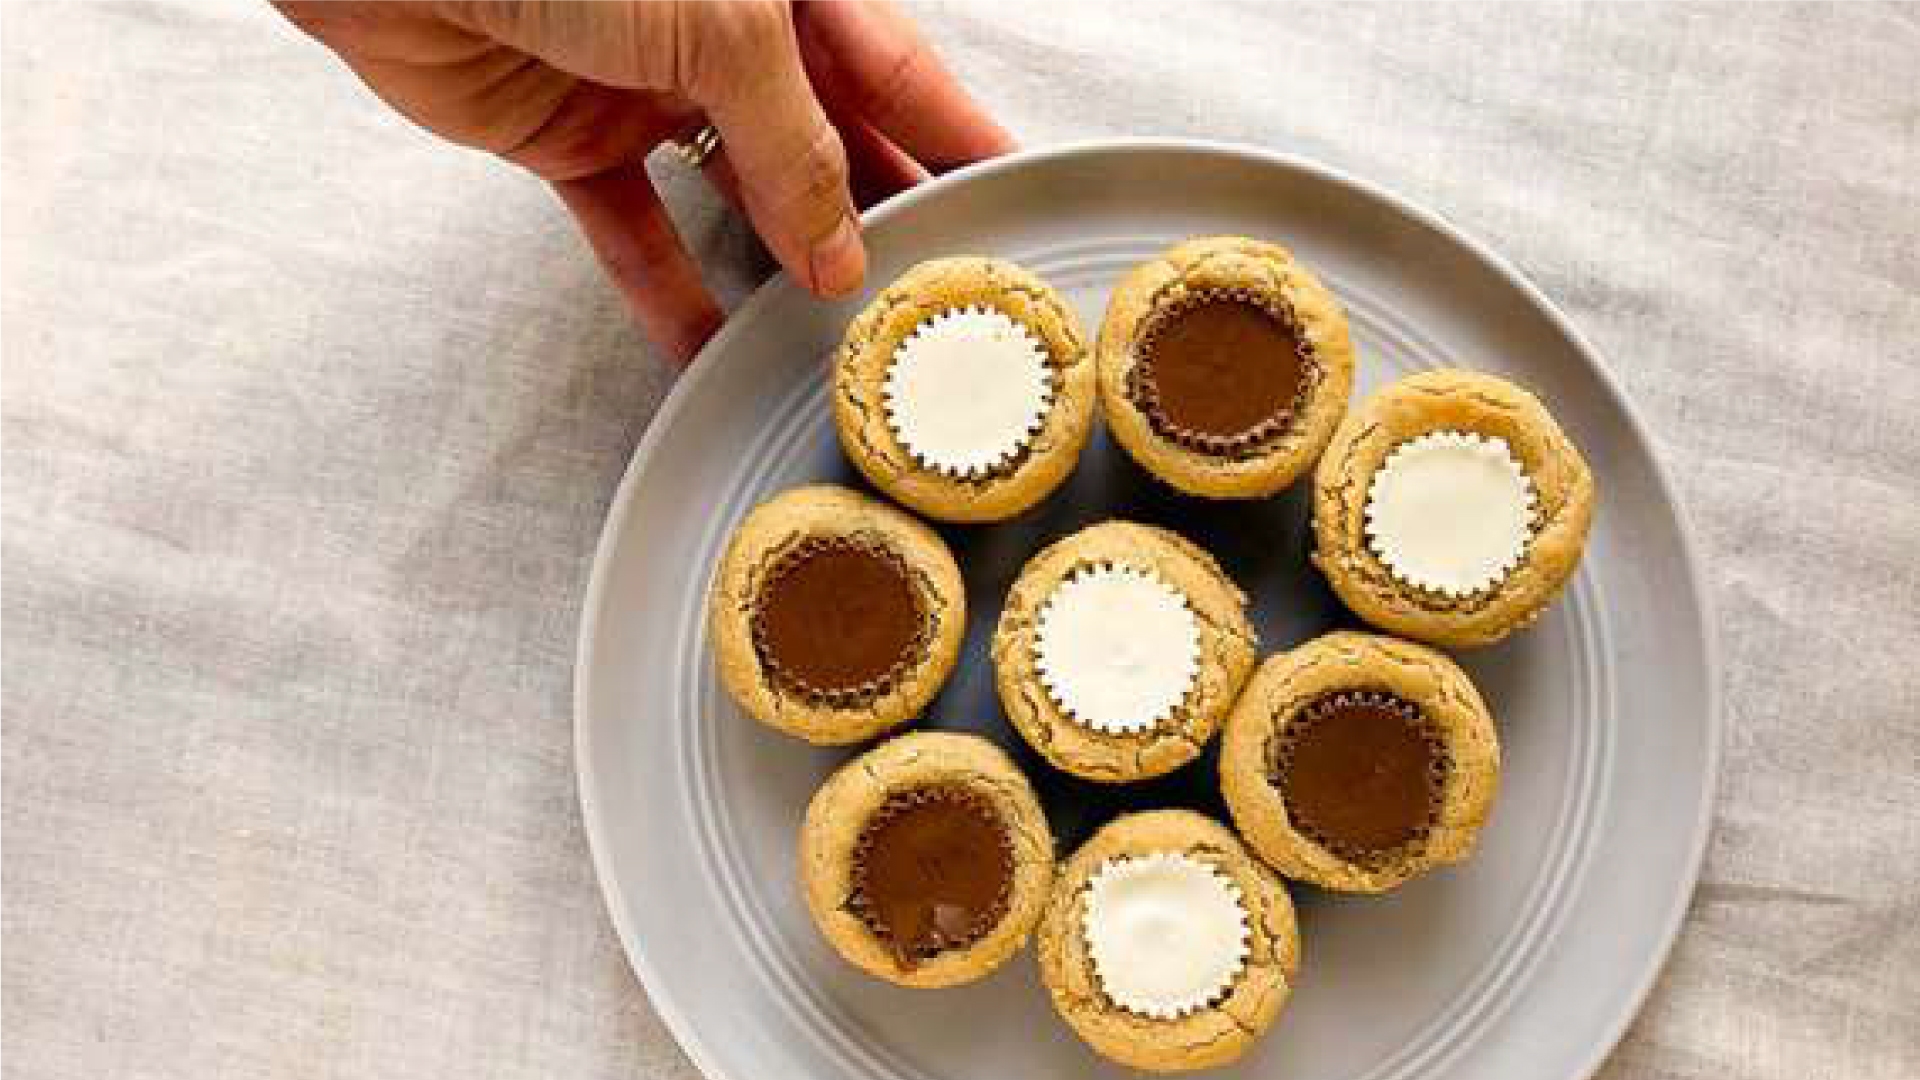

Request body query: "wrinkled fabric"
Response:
[4, 3, 1916, 1079]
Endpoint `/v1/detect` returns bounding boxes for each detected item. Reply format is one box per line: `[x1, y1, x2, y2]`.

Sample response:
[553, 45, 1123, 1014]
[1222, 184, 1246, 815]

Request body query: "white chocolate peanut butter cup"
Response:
[1033, 564, 1202, 735]
[1082, 852, 1251, 1020]
[883, 306, 1054, 480]
[1364, 430, 1537, 597]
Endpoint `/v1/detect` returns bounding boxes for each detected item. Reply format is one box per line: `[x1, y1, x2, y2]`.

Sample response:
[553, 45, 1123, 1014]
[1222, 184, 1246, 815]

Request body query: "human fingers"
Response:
[550, 164, 723, 365]
[502, 84, 695, 181]
[689, 118, 910, 217]
[696, 149, 747, 213]
[686, 4, 865, 298]
[434, 2, 864, 297]
[655, 116, 747, 214]
[796, 0, 1013, 172]
[798, 34, 929, 206]
[835, 112, 927, 209]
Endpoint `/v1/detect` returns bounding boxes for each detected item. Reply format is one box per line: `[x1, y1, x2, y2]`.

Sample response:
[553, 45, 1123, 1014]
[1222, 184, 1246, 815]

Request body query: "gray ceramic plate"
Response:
[575, 139, 1718, 1080]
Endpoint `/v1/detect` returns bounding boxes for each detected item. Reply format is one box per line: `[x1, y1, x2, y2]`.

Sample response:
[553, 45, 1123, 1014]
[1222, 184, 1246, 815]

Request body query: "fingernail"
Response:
[809, 214, 865, 298]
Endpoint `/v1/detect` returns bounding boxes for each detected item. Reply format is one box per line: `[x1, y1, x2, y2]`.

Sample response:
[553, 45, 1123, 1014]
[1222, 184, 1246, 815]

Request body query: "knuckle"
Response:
[738, 118, 849, 229]
[793, 122, 850, 208]
[681, 0, 791, 99]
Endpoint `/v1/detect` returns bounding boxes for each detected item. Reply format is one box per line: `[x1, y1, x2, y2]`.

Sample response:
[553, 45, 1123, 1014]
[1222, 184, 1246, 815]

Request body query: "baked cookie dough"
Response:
[833, 257, 1095, 523]
[799, 731, 1054, 988]
[991, 521, 1258, 783]
[1036, 809, 1299, 1072]
[1098, 236, 1356, 499]
[1311, 368, 1595, 648]
[707, 484, 964, 745]
[1220, 631, 1500, 893]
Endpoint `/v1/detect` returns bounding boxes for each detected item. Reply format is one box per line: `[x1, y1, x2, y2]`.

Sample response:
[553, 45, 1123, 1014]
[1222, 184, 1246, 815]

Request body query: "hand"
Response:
[275, 1, 1013, 363]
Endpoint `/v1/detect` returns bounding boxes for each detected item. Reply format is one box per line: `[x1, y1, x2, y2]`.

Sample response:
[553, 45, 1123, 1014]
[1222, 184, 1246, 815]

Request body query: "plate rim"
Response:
[573, 136, 1722, 1080]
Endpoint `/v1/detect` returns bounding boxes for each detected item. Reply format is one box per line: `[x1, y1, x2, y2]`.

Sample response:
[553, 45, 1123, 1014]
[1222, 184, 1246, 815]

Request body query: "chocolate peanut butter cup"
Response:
[1269, 690, 1449, 866]
[848, 786, 1014, 967]
[1221, 632, 1500, 893]
[752, 536, 927, 708]
[1098, 236, 1356, 499]
[800, 732, 1054, 988]
[1128, 289, 1312, 459]
[708, 485, 965, 745]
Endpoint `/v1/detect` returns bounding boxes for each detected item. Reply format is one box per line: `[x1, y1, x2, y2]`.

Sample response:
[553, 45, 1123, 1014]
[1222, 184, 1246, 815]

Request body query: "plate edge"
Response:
[570, 136, 1725, 1080]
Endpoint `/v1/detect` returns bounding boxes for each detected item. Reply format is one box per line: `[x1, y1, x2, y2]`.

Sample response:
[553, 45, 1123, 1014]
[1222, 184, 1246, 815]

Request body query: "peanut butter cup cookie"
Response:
[992, 521, 1257, 783]
[833, 257, 1095, 523]
[799, 732, 1054, 988]
[1036, 810, 1300, 1072]
[1312, 368, 1596, 648]
[707, 485, 964, 745]
[1220, 632, 1500, 893]
[1098, 236, 1356, 499]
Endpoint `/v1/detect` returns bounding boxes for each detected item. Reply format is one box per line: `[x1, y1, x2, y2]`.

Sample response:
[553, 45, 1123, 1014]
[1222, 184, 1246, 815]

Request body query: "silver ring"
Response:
[669, 124, 722, 169]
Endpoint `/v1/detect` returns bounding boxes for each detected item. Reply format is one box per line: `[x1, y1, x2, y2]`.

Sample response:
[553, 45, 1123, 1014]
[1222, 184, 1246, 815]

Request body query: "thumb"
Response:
[690, 10, 866, 298]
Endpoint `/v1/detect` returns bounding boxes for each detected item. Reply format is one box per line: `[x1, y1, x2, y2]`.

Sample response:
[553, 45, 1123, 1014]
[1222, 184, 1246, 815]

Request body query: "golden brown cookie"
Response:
[798, 732, 1054, 988]
[706, 485, 964, 745]
[1036, 809, 1300, 1072]
[991, 521, 1257, 783]
[1097, 236, 1356, 499]
[833, 257, 1095, 523]
[1311, 368, 1595, 648]
[1220, 631, 1499, 893]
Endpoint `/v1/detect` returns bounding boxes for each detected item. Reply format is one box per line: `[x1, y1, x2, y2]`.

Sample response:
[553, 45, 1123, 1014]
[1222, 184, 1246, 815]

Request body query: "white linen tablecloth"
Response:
[5, 3, 1916, 1078]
